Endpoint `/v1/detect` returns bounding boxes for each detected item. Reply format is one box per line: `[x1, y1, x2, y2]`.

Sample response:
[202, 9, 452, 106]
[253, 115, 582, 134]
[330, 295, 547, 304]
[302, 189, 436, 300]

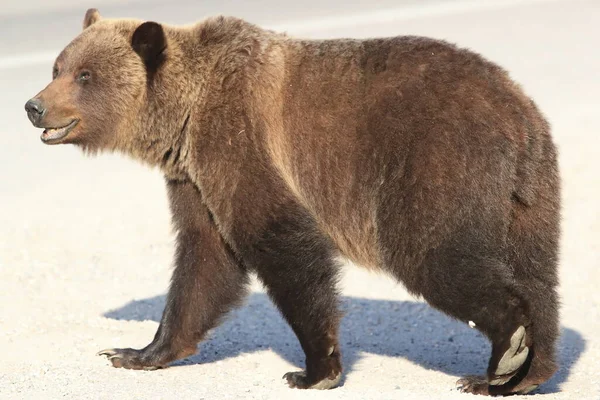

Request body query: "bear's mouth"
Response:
[41, 119, 79, 144]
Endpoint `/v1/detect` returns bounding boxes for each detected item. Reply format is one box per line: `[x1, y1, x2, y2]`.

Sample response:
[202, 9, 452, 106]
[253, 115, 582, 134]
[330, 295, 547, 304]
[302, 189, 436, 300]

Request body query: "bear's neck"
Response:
[125, 105, 193, 180]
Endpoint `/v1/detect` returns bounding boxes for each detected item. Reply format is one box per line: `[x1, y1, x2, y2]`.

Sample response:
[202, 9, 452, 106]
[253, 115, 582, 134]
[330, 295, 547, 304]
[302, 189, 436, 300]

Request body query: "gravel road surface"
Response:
[1, 0, 598, 399]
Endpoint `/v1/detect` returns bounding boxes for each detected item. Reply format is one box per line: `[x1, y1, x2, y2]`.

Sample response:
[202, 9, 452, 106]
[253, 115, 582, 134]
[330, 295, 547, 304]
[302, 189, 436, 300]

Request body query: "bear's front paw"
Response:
[97, 348, 162, 371]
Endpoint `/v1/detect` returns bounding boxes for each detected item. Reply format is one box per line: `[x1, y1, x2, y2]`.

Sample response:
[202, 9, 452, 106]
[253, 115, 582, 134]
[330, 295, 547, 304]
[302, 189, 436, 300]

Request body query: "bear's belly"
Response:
[266, 143, 381, 270]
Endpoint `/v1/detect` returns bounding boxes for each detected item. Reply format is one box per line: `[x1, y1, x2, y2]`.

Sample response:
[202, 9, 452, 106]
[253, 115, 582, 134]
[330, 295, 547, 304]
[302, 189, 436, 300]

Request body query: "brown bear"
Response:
[25, 8, 560, 396]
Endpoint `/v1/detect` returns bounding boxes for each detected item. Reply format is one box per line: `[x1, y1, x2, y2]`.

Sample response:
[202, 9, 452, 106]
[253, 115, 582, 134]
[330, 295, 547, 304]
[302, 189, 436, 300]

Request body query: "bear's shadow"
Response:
[104, 292, 584, 394]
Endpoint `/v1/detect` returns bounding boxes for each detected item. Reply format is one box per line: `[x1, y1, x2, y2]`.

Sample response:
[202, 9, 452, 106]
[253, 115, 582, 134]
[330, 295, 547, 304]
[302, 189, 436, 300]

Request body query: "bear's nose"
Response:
[25, 98, 46, 126]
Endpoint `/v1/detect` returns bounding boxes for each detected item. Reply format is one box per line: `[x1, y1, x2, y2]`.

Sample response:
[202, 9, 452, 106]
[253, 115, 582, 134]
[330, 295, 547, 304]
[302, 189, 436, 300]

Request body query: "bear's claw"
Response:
[96, 349, 117, 357]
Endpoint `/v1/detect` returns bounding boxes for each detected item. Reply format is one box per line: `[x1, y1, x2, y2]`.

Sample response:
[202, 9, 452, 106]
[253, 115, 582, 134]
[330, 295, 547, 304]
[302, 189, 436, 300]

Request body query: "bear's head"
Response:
[24, 9, 189, 158]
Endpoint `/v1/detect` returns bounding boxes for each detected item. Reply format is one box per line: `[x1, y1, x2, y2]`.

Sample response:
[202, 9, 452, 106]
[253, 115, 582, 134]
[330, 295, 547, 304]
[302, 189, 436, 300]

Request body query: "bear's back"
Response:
[252, 34, 548, 270]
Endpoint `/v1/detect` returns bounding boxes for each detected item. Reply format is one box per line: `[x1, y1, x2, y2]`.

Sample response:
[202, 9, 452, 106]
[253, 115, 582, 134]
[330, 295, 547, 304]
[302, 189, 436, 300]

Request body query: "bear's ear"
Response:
[132, 21, 167, 78]
[83, 8, 102, 30]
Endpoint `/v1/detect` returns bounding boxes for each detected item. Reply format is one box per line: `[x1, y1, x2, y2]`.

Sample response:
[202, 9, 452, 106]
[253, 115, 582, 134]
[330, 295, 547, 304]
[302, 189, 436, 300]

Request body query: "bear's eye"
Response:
[78, 71, 91, 83]
[52, 66, 59, 80]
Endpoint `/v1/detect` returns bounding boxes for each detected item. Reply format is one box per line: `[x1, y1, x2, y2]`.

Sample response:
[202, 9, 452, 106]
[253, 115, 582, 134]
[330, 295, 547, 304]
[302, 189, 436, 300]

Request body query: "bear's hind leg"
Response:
[415, 247, 534, 396]
[498, 195, 560, 394]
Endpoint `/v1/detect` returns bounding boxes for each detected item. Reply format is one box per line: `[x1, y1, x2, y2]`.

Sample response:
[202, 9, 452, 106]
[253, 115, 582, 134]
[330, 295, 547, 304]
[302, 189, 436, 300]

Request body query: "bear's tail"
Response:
[512, 107, 558, 207]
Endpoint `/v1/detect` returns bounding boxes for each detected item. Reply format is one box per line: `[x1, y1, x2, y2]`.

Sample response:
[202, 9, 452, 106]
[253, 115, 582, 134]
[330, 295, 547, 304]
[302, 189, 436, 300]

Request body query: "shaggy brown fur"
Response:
[25, 9, 561, 395]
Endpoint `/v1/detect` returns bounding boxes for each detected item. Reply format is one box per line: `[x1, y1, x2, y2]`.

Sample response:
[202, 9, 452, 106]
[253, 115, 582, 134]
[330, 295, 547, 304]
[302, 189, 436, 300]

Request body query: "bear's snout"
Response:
[24, 94, 80, 144]
[25, 98, 46, 127]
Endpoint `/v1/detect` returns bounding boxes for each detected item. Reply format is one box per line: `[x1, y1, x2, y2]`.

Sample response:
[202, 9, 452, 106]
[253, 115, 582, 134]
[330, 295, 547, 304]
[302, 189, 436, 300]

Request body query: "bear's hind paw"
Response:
[456, 375, 491, 395]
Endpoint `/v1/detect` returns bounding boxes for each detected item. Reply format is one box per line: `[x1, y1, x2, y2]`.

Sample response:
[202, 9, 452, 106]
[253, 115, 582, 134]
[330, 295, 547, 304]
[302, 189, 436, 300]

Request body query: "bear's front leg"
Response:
[98, 179, 249, 370]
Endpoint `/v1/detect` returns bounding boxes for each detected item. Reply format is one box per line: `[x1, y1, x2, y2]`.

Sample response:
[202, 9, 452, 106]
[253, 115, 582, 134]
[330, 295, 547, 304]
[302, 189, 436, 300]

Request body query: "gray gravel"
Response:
[1, 0, 599, 399]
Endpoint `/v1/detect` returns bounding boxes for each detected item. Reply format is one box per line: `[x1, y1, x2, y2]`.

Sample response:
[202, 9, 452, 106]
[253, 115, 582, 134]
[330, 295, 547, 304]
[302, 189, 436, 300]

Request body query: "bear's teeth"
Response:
[42, 126, 67, 140]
